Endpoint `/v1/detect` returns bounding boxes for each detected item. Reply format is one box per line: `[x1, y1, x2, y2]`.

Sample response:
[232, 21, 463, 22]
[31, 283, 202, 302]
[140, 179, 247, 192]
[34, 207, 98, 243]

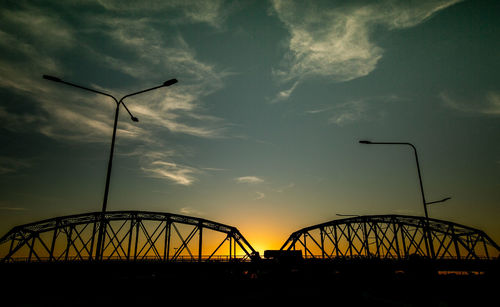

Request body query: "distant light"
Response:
[43, 75, 62, 82]
[163, 79, 178, 87]
[359, 140, 372, 144]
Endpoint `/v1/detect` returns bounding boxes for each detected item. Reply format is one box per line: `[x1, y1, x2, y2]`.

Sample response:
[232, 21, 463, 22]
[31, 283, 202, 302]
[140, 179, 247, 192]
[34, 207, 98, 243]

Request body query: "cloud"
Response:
[271, 0, 460, 83]
[270, 81, 299, 103]
[440, 91, 500, 115]
[142, 161, 197, 186]
[304, 98, 367, 126]
[274, 183, 295, 193]
[179, 206, 204, 216]
[305, 94, 403, 125]
[0, 107, 40, 133]
[0, 157, 31, 175]
[305, 106, 334, 114]
[202, 167, 227, 171]
[0, 3, 233, 188]
[328, 100, 367, 126]
[95, 0, 228, 28]
[255, 191, 265, 200]
[235, 176, 264, 184]
[0, 4, 230, 142]
[129, 149, 202, 186]
[80, 19, 230, 139]
[484, 92, 500, 115]
[1, 6, 74, 50]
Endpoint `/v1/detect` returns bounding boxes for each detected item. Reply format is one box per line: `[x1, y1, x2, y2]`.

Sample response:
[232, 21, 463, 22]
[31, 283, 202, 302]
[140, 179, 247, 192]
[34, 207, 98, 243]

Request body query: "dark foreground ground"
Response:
[1, 259, 498, 306]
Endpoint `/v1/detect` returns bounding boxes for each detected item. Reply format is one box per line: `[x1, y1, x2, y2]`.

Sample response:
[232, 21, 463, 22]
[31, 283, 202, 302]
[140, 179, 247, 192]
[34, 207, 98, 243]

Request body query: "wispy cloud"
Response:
[0, 107, 40, 133]
[0, 4, 230, 141]
[328, 100, 367, 126]
[271, 0, 460, 83]
[180, 206, 204, 216]
[306, 95, 401, 126]
[440, 91, 500, 115]
[255, 191, 265, 200]
[274, 183, 295, 193]
[1, 6, 74, 50]
[129, 148, 202, 186]
[270, 81, 299, 103]
[305, 106, 334, 115]
[235, 176, 264, 184]
[0, 157, 31, 175]
[202, 167, 227, 171]
[484, 92, 500, 115]
[0, 3, 233, 188]
[95, 0, 228, 28]
[142, 161, 197, 186]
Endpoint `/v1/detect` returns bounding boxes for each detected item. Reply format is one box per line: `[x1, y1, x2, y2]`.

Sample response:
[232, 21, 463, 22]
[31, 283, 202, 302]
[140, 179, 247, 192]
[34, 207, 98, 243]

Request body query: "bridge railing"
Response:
[1, 254, 254, 263]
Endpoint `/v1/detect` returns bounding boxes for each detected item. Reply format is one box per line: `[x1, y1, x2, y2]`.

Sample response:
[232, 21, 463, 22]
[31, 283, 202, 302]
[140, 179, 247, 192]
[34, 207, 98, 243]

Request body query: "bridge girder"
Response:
[0, 211, 259, 262]
[280, 215, 500, 260]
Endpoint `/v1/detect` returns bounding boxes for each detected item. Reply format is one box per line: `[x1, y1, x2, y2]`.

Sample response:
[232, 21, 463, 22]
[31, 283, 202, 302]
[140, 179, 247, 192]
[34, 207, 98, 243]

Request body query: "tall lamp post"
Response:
[43, 75, 178, 260]
[358, 140, 450, 259]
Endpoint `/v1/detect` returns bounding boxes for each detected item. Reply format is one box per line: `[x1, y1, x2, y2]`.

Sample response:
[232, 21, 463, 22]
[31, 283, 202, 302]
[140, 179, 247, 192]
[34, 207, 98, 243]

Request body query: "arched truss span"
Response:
[0, 211, 259, 262]
[280, 215, 500, 260]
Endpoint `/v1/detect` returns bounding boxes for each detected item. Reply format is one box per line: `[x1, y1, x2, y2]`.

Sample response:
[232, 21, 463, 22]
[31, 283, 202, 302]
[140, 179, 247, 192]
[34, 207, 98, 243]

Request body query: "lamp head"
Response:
[359, 140, 372, 144]
[131, 116, 139, 122]
[163, 79, 178, 87]
[43, 75, 61, 82]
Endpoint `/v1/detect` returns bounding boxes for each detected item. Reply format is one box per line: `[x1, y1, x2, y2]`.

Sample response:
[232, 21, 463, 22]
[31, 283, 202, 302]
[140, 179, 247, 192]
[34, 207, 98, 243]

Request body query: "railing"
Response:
[1, 254, 253, 263]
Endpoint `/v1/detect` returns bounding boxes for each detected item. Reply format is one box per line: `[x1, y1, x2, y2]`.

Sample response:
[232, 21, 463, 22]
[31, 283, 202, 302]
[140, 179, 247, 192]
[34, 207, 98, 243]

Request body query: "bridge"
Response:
[1, 212, 499, 262]
[2, 212, 498, 306]
[0, 211, 258, 262]
[280, 215, 500, 260]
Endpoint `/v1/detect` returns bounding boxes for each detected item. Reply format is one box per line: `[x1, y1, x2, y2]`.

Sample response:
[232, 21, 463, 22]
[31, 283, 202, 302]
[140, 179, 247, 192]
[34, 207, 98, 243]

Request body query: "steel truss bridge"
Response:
[0, 211, 258, 262]
[1, 212, 499, 262]
[280, 215, 500, 260]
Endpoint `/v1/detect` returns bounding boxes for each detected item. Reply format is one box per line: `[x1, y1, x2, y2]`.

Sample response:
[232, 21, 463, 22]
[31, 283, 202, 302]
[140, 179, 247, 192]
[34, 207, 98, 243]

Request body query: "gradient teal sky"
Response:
[1, 0, 499, 252]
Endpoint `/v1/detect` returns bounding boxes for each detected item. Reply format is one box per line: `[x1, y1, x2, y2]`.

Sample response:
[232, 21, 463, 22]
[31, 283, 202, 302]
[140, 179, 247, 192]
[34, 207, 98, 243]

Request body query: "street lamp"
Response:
[43, 75, 178, 260]
[358, 140, 448, 259]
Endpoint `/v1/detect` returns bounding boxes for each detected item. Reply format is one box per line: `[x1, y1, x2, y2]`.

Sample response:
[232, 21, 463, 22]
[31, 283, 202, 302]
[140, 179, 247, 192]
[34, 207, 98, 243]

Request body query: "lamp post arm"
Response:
[118, 79, 177, 121]
[426, 197, 451, 205]
[119, 84, 166, 102]
[120, 102, 138, 122]
[54, 78, 118, 104]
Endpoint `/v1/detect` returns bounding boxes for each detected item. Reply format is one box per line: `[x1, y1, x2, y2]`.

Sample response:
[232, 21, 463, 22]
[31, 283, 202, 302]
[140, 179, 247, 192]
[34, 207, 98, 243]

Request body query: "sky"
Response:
[0, 0, 499, 254]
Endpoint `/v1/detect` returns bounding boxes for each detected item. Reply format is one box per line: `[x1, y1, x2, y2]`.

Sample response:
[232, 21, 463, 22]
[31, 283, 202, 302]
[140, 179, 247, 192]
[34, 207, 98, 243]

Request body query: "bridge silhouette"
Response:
[1, 211, 498, 262]
[0, 211, 258, 262]
[1, 211, 499, 305]
[281, 214, 499, 260]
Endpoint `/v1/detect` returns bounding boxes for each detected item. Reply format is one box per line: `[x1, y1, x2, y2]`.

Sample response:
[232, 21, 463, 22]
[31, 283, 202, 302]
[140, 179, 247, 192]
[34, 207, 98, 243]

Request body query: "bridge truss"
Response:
[0, 211, 258, 262]
[280, 215, 500, 260]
